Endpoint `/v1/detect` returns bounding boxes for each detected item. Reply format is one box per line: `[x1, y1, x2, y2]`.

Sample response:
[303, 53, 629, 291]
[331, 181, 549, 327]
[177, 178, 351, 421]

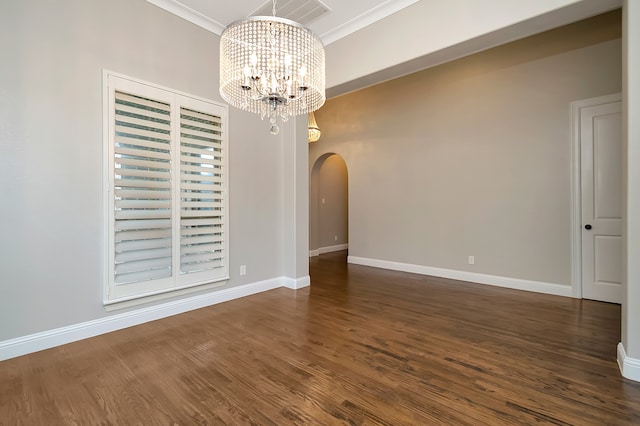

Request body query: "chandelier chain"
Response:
[272, 0, 276, 17]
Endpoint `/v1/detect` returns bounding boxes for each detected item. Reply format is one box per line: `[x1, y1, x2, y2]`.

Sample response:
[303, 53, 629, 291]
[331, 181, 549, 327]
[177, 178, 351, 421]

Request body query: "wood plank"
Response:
[1, 250, 639, 424]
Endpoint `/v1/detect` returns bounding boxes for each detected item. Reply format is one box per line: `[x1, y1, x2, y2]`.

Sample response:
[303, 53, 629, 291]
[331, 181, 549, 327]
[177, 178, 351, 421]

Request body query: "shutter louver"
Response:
[180, 107, 225, 275]
[113, 91, 172, 285]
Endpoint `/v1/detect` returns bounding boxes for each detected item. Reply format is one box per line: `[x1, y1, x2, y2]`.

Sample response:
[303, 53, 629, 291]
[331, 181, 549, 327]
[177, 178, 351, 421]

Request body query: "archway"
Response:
[309, 153, 349, 257]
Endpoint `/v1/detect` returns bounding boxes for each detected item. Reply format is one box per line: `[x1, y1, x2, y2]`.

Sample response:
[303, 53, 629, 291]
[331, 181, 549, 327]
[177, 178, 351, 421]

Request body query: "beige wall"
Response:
[310, 11, 622, 286]
[310, 154, 349, 251]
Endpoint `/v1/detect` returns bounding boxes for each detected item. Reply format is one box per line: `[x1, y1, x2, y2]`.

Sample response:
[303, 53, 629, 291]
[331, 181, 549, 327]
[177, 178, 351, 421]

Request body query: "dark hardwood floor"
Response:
[1, 250, 639, 425]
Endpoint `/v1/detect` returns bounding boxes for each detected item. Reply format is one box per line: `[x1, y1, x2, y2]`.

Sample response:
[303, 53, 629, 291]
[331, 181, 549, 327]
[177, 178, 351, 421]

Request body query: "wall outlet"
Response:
[468, 256, 475, 265]
[334, 235, 338, 241]
[240, 265, 247, 276]
[322, 197, 326, 204]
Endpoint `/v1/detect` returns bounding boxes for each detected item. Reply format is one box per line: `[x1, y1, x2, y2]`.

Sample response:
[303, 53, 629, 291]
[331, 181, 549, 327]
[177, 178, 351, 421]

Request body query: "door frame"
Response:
[570, 92, 622, 299]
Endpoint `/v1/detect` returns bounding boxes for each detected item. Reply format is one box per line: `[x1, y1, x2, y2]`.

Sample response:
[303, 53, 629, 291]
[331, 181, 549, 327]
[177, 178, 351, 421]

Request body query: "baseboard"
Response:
[309, 249, 320, 257]
[0, 277, 294, 362]
[282, 275, 311, 290]
[319, 243, 349, 254]
[347, 256, 573, 297]
[618, 343, 640, 382]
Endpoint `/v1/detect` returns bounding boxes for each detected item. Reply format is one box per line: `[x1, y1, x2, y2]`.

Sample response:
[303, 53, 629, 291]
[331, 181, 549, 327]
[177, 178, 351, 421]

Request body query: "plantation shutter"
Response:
[105, 72, 228, 304]
[179, 107, 226, 279]
[113, 91, 173, 287]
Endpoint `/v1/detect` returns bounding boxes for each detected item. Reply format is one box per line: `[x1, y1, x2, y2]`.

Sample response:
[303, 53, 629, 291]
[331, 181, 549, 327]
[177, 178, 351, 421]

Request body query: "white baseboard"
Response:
[319, 243, 349, 254]
[0, 276, 298, 362]
[282, 275, 311, 289]
[347, 256, 573, 297]
[618, 343, 640, 382]
[310, 244, 348, 257]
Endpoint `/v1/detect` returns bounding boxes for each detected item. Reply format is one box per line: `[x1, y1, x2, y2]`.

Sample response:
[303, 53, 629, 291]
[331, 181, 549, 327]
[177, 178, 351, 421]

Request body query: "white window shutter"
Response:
[105, 72, 228, 304]
[179, 107, 226, 279]
[113, 91, 173, 288]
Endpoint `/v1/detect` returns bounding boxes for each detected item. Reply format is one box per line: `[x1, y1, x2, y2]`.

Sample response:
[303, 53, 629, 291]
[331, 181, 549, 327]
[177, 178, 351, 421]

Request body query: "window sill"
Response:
[104, 277, 229, 312]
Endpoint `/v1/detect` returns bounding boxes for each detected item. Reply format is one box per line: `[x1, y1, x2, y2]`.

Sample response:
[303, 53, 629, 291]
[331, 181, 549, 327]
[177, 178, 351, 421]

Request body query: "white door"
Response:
[581, 100, 622, 303]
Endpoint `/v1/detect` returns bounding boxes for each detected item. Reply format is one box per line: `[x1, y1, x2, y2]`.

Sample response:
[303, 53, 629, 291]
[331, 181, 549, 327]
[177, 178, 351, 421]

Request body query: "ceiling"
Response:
[145, 0, 419, 45]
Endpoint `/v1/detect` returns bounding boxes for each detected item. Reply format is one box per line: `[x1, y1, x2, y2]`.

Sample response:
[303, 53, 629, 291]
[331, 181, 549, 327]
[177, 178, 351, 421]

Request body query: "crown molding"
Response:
[145, 0, 226, 35]
[146, 0, 419, 44]
[320, 0, 419, 45]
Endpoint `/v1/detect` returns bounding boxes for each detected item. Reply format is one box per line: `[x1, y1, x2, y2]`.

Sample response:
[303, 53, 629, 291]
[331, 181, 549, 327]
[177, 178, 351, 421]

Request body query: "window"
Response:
[104, 72, 228, 304]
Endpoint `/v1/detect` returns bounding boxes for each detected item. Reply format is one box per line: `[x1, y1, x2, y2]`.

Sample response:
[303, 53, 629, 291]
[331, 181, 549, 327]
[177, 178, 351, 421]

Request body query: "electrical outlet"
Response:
[240, 265, 247, 276]
[334, 235, 338, 241]
[468, 256, 475, 265]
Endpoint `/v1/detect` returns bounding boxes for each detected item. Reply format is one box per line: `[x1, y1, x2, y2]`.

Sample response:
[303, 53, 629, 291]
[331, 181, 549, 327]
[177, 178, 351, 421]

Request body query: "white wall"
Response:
[0, 0, 289, 342]
[310, 12, 622, 289]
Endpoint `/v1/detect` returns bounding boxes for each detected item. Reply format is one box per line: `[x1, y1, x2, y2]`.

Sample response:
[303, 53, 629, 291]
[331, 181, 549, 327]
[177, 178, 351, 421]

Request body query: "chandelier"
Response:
[308, 111, 321, 142]
[219, 0, 326, 135]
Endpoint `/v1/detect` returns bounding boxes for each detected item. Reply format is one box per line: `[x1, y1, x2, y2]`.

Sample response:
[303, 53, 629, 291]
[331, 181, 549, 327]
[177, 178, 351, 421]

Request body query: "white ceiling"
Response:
[145, 0, 419, 45]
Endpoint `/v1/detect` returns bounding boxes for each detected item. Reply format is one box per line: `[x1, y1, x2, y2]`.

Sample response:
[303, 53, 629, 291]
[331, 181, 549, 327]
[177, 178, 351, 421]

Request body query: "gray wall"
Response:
[622, 0, 640, 363]
[0, 0, 287, 341]
[310, 11, 622, 287]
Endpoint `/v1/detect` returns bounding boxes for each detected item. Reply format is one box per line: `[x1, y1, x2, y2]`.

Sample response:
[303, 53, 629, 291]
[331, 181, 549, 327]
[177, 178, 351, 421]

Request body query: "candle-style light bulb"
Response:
[298, 65, 308, 91]
[242, 65, 252, 90]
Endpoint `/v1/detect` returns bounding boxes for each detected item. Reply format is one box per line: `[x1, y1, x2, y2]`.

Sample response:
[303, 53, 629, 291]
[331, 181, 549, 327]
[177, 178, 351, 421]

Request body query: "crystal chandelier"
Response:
[219, 0, 326, 135]
[308, 111, 321, 142]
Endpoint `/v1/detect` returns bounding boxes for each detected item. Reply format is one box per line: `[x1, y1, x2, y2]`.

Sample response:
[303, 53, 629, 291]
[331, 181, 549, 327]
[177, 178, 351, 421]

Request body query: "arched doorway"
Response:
[309, 153, 349, 257]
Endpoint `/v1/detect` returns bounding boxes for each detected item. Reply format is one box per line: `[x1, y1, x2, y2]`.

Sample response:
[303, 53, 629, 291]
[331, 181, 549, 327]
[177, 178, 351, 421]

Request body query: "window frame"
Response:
[103, 70, 229, 307]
